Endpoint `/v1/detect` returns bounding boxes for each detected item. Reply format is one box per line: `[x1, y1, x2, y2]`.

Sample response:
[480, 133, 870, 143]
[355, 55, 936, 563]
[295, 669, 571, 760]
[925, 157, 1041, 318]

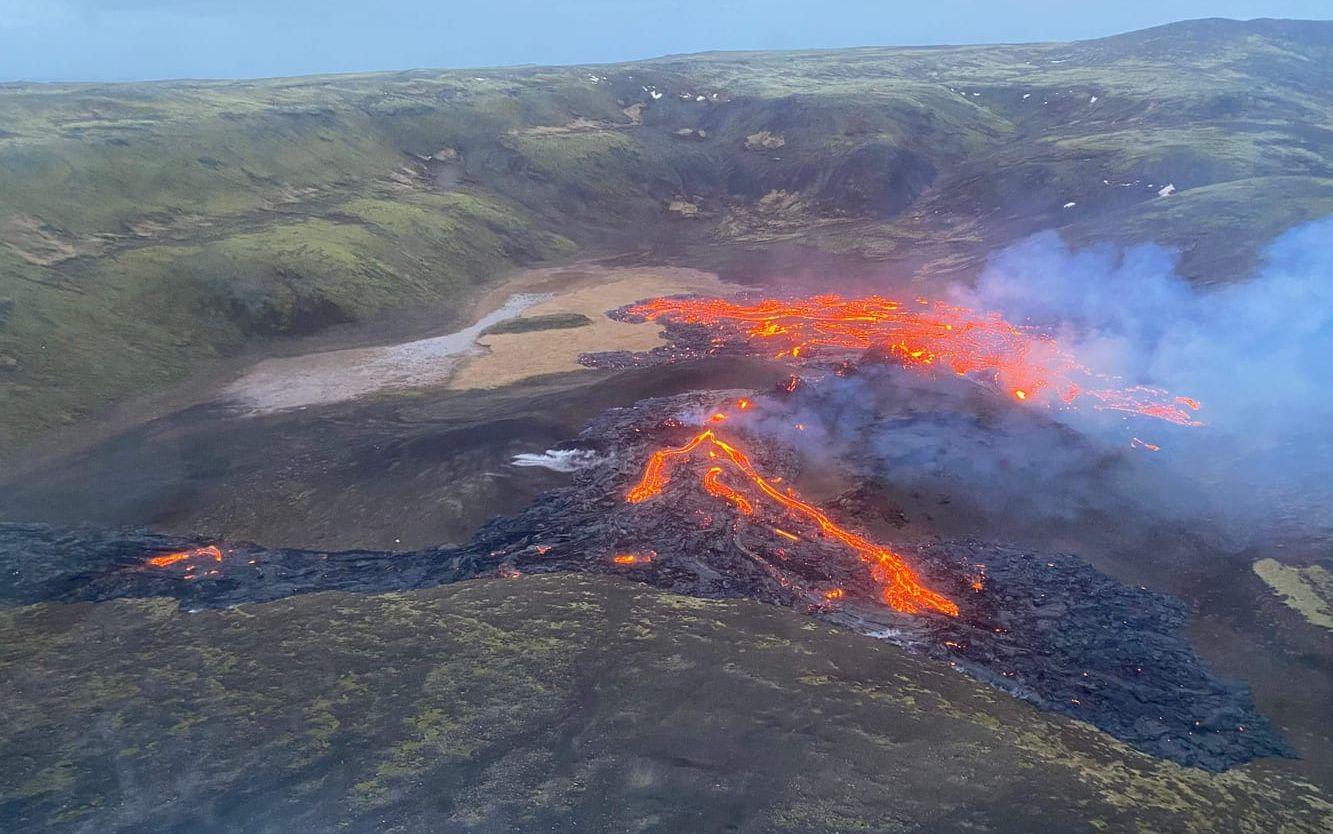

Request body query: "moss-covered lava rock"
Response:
[2, 574, 1327, 833]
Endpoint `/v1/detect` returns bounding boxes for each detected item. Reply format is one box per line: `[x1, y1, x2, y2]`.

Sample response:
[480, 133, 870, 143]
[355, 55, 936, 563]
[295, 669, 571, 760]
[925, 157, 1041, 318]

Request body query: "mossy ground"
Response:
[1, 574, 1327, 833]
[480, 312, 593, 335]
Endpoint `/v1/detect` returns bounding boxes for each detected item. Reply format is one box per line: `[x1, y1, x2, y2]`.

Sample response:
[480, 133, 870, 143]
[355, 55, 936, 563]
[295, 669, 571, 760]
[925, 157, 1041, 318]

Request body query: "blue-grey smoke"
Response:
[750, 217, 1333, 544]
[956, 218, 1333, 532]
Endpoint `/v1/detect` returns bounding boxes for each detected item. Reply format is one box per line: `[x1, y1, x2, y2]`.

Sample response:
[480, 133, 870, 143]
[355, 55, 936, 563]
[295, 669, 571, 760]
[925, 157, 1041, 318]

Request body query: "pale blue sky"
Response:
[1, 1, 1330, 82]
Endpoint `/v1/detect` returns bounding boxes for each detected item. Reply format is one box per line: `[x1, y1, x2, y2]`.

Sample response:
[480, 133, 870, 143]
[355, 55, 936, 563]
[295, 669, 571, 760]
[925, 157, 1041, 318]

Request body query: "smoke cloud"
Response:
[963, 219, 1332, 528]
[750, 217, 1333, 546]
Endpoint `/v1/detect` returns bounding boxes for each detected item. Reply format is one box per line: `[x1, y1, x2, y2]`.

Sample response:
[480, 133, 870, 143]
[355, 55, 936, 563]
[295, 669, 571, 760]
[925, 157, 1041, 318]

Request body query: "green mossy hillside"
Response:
[1, 18, 1330, 451]
[2, 574, 1327, 833]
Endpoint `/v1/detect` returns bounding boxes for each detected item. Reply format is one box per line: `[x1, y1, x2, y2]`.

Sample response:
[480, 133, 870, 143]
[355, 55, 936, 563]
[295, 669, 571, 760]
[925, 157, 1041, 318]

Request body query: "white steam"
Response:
[949, 217, 1333, 532]
[511, 449, 600, 472]
[750, 218, 1333, 544]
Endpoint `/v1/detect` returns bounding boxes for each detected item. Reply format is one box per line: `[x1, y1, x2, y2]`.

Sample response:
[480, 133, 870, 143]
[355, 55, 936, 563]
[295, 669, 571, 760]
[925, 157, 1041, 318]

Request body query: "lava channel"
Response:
[625, 426, 959, 617]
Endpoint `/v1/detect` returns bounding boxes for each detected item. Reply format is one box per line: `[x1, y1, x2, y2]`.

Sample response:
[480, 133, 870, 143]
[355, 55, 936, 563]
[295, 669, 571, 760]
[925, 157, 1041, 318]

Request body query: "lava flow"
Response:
[144, 544, 224, 568]
[626, 426, 959, 617]
[627, 294, 1202, 426]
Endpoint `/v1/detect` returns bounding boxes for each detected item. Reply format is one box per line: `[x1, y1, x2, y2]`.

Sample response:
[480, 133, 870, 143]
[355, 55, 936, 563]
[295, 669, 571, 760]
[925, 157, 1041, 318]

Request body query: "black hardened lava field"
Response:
[1, 376, 1290, 771]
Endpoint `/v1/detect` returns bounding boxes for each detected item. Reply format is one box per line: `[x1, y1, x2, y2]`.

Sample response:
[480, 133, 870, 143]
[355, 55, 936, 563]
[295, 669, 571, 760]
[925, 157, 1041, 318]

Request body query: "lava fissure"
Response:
[603, 294, 1202, 427]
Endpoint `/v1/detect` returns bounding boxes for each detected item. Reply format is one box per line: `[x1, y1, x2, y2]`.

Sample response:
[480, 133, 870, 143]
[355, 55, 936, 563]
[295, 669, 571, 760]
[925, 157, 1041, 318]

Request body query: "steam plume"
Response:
[751, 217, 1333, 544]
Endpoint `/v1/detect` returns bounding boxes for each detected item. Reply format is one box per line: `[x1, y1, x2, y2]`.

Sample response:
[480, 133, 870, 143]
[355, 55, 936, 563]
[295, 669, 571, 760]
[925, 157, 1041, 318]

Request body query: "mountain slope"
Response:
[0, 18, 1330, 452]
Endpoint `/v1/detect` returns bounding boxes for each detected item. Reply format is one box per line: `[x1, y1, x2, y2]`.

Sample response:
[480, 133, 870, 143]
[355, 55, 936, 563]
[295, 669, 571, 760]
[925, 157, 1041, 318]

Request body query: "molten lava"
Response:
[144, 545, 224, 569]
[626, 427, 958, 617]
[628, 294, 1201, 425]
[613, 552, 654, 565]
[702, 465, 755, 514]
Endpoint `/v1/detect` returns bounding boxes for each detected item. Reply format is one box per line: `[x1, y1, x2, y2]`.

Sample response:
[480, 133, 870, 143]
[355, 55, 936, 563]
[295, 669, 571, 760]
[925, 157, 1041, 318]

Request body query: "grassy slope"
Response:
[0, 18, 1330, 452]
[2, 574, 1327, 833]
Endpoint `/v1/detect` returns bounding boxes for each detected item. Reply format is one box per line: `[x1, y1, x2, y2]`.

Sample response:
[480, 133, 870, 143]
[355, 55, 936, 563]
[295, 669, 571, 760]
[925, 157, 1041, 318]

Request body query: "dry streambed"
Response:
[222, 265, 734, 413]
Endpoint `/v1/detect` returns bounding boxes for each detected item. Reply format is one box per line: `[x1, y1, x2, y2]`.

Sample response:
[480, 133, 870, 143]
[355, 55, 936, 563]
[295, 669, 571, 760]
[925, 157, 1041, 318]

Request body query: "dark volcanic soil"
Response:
[0, 359, 792, 551]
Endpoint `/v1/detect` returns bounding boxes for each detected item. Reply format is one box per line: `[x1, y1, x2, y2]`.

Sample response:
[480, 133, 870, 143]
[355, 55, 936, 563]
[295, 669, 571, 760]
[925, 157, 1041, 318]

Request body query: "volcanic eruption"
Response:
[3, 284, 1300, 772]
[624, 413, 958, 617]
[0, 373, 1288, 771]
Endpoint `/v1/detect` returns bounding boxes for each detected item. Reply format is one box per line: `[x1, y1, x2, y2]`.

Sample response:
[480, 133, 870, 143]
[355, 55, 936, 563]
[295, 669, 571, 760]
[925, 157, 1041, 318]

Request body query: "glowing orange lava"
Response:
[628, 294, 1201, 425]
[145, 545, 224, 569]
[613, 552, 653, 565]
[626, 427, 958, 617]
[702, 466, 755, 515]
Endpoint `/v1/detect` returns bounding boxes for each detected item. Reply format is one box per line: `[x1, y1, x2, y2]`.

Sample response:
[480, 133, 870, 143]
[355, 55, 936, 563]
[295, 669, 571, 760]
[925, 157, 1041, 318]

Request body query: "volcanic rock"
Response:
[0, 391, 1290, 771]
